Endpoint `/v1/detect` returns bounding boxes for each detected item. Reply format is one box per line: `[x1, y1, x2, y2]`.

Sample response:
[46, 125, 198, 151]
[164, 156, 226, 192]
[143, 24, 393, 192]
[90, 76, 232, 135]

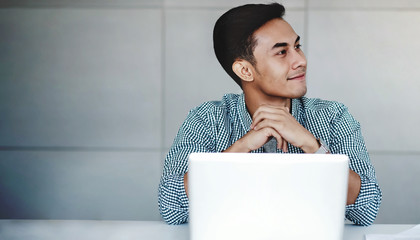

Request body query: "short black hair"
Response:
[213, 3, 286, 88]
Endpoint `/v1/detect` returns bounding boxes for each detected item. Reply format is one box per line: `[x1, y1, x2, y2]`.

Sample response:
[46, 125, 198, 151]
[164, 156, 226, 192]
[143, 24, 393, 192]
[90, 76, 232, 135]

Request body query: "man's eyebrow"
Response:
[271, 35, 301, 50]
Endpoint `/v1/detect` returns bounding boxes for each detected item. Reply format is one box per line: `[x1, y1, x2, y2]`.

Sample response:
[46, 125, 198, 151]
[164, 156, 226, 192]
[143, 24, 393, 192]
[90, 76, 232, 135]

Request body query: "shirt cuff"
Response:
[345, 174, 381, 226]
[158, 174, 189, 224]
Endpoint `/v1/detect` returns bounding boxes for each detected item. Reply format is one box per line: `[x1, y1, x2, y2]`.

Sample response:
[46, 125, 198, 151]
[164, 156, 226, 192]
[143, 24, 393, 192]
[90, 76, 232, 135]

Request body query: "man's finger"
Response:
[251, 108, 289, 129]
[282, 139, 288, 152]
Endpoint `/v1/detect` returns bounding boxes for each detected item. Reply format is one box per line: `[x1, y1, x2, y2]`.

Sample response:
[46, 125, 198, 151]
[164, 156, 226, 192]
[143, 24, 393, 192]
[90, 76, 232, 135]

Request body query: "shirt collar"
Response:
[238, 93, 252, 132]
[291, 97, 303, 124]
[291, 98, 297, 119]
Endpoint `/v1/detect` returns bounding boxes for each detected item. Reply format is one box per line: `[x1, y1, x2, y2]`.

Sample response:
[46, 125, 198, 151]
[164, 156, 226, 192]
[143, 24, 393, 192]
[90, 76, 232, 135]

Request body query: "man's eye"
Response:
[277, 50, 287, 55]
[295, 44, 302, 49]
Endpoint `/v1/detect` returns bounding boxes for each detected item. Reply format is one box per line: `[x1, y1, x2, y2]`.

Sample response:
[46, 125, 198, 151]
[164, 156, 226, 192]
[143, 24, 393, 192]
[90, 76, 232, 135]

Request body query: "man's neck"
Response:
[244, 92, 291, 118]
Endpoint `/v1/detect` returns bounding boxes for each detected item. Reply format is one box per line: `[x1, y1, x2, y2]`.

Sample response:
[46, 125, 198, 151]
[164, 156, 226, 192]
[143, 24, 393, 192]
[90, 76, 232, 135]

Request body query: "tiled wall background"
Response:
[0, 0, 419, 223]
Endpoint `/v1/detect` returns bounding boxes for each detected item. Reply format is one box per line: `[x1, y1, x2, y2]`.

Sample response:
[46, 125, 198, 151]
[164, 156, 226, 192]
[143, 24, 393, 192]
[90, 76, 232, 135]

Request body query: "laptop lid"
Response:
[188, 153, 349, 240]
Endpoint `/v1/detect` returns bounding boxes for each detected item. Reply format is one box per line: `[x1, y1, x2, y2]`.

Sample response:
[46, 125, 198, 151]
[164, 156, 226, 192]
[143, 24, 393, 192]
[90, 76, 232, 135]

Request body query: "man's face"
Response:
[250, 18, 307, 99]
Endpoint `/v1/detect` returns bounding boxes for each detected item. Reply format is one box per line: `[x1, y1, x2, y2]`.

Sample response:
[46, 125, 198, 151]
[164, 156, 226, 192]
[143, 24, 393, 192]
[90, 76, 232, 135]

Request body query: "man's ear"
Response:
[232, 59, 255, 82]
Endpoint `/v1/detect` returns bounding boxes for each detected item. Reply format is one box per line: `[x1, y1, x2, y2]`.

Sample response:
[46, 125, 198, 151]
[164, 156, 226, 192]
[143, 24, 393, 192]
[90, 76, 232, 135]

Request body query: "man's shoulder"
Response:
[298, 96, 348, 114]
[186, 93, 241, 120]
[297, 97, 359, 131]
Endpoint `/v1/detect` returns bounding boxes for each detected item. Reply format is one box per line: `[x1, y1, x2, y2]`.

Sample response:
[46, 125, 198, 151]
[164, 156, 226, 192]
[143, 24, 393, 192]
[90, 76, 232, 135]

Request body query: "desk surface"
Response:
[0, 220, 415, 240]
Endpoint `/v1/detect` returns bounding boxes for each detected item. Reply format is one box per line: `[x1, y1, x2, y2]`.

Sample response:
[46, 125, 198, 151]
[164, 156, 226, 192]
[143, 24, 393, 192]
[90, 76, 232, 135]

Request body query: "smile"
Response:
[287, 73, 306, 81]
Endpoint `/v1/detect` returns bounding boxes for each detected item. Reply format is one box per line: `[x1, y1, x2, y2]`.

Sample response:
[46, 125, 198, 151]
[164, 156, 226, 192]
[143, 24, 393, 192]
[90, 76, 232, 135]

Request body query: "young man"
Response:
[158, 3, 382, 226]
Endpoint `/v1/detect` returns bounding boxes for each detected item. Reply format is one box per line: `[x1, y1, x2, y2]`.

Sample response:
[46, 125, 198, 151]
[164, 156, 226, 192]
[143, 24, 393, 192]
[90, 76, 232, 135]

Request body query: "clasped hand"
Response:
[242, 105, 319, 153]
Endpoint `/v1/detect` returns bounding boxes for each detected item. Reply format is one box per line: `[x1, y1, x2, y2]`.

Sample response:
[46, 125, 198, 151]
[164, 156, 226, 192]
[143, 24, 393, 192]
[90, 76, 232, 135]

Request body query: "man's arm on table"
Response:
[331, 106, 381, 226]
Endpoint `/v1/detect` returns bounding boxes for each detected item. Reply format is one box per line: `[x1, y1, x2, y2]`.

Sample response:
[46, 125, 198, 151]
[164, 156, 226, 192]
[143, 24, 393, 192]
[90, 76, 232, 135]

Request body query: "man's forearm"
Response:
[184, 172, 189, 197]
[347, 169, 361, 205]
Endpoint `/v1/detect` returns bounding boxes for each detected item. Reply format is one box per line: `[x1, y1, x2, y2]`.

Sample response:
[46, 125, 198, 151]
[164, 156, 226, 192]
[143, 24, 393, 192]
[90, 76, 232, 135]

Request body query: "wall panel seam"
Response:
[0, 147, 163, 152]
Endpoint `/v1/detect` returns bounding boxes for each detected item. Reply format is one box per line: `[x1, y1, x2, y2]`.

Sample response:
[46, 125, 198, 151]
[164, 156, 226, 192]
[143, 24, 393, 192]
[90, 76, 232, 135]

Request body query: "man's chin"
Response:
[290, 87, 307, 99]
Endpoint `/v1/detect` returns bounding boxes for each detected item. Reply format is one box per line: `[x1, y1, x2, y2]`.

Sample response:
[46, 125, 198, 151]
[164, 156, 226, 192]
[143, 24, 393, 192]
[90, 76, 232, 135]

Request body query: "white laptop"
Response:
[188, 153, 349, 240]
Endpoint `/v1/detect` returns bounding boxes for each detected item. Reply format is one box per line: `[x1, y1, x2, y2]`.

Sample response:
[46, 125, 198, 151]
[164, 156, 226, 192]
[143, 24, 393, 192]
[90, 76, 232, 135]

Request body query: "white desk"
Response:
[0, 220, 414, 240]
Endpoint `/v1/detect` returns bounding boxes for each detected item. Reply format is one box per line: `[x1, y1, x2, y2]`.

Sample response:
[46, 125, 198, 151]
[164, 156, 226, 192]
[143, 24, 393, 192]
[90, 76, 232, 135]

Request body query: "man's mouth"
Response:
[287, 73, 306, 81]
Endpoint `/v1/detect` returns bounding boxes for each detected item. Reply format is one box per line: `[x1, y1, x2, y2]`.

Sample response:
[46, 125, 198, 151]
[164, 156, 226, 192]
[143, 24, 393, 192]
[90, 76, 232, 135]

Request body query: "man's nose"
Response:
[290, 50, 307, 70]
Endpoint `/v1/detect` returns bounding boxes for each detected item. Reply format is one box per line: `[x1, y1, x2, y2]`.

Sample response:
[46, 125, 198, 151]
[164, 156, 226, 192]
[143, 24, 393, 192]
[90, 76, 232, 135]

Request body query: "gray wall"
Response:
[0, 0, 419, 223]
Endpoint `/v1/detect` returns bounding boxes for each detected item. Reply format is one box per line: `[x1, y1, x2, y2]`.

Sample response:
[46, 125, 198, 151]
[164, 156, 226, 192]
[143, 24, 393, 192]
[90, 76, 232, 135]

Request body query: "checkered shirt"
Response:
[158, 93, 382, 226]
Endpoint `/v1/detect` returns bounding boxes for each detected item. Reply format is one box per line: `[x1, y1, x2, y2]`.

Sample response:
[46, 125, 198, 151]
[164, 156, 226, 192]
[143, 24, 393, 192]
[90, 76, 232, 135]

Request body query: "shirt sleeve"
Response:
[158, 108, 215, 224]
[329, 105, 382, 226]
[158, 173, 189, 224]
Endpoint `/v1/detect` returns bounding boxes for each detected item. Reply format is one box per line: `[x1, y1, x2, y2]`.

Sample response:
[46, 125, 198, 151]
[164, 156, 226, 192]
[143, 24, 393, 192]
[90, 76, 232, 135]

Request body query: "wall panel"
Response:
[371, 154, 420, 224]
[306, 10, 420, 152]
[0, 151, 161, 220]
[0, 8, 162, 149]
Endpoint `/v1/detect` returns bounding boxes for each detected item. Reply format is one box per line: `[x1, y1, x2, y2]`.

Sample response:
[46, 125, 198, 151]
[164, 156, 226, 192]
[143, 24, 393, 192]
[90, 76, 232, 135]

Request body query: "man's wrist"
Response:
[315, 138, 330, 154]
[301, 136, 320, 153]
[223, 138, 252, 153]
